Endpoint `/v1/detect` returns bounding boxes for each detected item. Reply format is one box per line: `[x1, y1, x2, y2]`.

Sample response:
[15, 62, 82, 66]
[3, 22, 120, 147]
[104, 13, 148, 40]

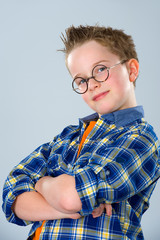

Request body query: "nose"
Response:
[87, 77, 101, 91]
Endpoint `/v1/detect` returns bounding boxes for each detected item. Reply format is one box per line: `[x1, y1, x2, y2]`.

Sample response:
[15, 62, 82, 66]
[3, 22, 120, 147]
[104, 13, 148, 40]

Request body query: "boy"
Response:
[2, 25, 160, 239]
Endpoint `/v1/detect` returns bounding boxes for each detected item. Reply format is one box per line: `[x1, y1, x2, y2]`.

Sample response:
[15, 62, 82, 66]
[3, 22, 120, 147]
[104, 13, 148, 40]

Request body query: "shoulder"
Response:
[133, 119, 158, 142]
[121, 119, 159, 153]
[107, 118, 159, 150]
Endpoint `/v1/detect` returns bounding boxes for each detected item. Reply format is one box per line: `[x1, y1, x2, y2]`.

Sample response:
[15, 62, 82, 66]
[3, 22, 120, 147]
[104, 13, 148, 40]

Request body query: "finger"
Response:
[92, 204, 104, 218]
[105, 204, 112, 216]
[92, 209, 100, 218]
[69, 213, 81, 219]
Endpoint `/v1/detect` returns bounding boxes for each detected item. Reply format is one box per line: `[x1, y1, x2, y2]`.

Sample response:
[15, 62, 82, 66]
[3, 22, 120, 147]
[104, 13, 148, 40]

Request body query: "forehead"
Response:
[67, 40, 120, 77]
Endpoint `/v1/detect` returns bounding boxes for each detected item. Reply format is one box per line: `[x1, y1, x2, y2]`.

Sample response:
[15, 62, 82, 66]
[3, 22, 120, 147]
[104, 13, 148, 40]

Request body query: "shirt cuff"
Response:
[2, 185, 36, 226]
[74, 166, 98, 216]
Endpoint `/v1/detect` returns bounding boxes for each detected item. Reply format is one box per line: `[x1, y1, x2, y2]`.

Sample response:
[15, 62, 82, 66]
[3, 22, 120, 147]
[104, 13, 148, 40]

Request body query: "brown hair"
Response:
[60, 24, 138, 62]
[60, 25, 139, 86]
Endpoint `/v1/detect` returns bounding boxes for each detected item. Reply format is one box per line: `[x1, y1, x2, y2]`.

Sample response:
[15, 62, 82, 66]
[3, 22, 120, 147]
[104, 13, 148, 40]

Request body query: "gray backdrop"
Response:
[0, 0, 160, 239]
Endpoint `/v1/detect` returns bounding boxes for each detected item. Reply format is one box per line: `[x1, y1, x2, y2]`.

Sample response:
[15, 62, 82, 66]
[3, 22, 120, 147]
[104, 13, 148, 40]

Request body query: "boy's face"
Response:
[67, 40, 137, 116]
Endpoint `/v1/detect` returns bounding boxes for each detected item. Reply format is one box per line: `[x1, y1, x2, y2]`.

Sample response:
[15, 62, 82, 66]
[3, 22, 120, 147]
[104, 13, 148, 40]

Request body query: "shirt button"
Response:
[68, 164, 72, 171]
[106, 170, 110, 176]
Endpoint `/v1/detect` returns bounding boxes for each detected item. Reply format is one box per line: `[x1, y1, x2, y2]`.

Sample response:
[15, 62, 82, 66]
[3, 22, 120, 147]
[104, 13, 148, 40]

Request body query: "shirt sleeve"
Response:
[2, 142, 51, 226]
[74, 128, 160, 216]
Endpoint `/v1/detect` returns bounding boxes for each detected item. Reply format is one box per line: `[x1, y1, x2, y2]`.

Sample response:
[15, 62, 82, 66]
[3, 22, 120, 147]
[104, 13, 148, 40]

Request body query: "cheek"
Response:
[110, 73, 130, 94]
[115, 82, 129, 98]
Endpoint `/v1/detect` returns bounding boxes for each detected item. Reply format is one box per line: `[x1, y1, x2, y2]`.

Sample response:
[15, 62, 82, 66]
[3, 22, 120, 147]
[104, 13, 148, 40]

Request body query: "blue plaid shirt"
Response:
[2, 106, 160, 239]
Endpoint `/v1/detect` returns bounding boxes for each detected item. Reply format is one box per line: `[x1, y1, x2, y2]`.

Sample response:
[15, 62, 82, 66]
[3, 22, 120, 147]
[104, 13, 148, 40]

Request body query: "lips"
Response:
[93, 91, 109, 101]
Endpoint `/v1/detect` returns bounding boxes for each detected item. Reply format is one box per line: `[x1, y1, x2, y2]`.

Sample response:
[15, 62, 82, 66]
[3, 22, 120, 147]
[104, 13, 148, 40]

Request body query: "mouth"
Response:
[93, 91, 109, 101]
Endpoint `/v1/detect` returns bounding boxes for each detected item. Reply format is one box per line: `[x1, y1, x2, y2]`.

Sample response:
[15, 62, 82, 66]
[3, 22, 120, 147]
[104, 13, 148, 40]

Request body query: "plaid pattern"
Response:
[2, 106, 160, 239]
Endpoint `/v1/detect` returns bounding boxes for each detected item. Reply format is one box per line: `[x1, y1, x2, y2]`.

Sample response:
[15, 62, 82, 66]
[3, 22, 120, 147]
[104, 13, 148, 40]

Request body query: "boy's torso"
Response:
[28, 106, 160, 239]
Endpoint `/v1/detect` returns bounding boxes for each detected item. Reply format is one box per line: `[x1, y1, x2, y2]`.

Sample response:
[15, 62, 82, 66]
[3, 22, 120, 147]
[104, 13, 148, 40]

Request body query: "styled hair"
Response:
[60, 24, 138, 63]
[60, 25, 139, 86]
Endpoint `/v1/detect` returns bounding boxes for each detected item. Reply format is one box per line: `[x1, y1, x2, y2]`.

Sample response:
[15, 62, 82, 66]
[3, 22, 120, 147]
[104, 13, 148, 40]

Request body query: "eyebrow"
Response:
[93, 60, 110, 66]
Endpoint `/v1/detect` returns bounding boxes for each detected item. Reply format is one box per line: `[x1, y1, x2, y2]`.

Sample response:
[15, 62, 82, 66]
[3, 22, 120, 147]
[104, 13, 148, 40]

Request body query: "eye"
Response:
[93, 65, 107, 76]
[75, 78, 86, 86]
[98, 66, 107, 73]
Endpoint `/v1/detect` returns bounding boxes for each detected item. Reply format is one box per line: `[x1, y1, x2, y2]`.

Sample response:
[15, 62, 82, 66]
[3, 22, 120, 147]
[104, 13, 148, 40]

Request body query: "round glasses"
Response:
[72, 60, 127, 94]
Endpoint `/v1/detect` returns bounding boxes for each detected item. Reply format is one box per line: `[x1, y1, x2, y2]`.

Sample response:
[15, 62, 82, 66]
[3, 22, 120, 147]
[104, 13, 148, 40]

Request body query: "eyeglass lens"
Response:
[73, 64, 109, 94]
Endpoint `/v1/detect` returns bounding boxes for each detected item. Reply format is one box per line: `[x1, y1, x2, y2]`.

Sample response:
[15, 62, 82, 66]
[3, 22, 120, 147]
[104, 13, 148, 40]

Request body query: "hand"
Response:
[92, 203, 112, 218]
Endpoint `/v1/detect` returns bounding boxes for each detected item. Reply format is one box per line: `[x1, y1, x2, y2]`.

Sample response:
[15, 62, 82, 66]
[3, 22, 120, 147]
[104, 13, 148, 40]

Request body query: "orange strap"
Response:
[33, 121, 96, 239]
[77, 121, 96, 158]
[33, 220, 45, 240]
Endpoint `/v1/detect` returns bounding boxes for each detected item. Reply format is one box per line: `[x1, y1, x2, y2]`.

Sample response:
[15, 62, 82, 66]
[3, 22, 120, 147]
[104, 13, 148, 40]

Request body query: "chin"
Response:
[98, 106, 113, 115]
[91, 104, 116, 116]
[97, 110, 111, 116]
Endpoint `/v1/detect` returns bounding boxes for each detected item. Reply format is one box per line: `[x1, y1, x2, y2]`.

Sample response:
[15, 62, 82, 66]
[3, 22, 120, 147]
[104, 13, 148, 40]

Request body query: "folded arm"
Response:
[12, 191, 80, 221]
[35, 175, 82, 213]
[12, 175, 110, 221]
[2, 142, 81, 224]
[35, 175, 112, 217]
[35, 132, 160, 217]
[73, 132, 160, 215]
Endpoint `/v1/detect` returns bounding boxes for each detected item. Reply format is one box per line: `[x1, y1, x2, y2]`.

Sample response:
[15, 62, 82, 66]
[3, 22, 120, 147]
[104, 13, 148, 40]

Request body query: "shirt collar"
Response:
[80, 106, 144, 128]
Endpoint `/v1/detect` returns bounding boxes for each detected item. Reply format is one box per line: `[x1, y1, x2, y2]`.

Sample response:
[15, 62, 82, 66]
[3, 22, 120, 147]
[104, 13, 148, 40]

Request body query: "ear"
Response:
[127, 59, 139, 83]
